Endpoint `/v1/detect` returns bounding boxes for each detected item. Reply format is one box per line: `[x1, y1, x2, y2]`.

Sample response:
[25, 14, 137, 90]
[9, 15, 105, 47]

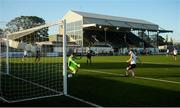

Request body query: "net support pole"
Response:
[6, 33, 9, 75]
[62, 19, 67, 95]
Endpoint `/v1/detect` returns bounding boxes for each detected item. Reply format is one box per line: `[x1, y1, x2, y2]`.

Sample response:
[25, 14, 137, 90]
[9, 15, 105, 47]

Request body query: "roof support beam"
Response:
[82, 24, 96, 28]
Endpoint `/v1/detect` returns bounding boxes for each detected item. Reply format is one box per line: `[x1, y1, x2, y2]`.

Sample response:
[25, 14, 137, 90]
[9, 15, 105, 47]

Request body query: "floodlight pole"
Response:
[157, 30, 159, 48]
[104, 28, 108, 45]
[156, 30, 159, 54]
[62, 19, 67, 95]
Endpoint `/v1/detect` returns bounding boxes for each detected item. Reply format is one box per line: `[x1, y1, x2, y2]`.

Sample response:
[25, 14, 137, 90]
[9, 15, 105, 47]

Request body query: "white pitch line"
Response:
[142, 62, 178, 65]
[0, 97, 9, 103]
[9, 94, 63, 103]
[66, 94, 102, 108]
[81, 69, 180, 85]
[135, 76, 180, 84]
[82, 69, 122, 76]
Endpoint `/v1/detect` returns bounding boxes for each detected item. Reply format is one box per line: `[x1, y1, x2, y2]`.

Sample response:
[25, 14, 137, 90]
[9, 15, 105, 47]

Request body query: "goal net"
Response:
[0, 20, 67, 103]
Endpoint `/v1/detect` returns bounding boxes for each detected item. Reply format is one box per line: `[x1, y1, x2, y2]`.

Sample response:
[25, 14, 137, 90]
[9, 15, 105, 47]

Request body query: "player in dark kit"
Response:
[86, 50, 92, 64]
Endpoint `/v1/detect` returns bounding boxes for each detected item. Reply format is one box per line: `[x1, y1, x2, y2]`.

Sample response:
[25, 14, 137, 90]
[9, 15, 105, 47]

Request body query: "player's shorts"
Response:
[87, 55, 91, 59]
[36, 55, 40, 59]
[174, 54, 177, 56]
[36, 51, 40, 57]
[126, 64, 136, 70]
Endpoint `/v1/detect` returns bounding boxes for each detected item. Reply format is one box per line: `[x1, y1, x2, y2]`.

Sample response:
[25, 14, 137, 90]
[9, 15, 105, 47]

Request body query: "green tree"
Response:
[170, 37, 174, 45]
[0, 28, 3, 37]
[157, 35, 166, 46]
[6, 16, 48, 42]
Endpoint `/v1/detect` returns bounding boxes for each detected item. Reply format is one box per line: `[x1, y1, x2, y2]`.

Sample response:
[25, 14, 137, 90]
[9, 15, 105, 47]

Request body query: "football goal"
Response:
[0, 20, 67, 103]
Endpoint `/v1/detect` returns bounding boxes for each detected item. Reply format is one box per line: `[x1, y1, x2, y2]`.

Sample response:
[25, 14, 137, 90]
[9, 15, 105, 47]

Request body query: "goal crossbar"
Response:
[6, 20, 63, 40]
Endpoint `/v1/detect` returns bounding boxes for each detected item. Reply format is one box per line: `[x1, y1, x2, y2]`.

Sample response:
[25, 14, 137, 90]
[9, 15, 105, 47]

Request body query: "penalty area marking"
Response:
[81, 69, 180, 85]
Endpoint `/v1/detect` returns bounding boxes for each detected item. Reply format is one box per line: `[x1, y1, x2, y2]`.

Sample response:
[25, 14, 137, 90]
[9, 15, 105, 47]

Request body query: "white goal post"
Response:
[62, 20, 67, 95]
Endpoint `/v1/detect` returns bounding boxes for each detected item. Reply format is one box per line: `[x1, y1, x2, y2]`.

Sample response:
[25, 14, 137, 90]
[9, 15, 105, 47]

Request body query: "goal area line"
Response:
[81, 69, 180, 85]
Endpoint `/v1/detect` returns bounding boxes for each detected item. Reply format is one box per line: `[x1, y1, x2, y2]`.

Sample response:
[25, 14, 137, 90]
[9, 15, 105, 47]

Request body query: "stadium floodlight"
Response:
[104, 27, 108, 45]
[145, 30, 148, 34]
[116, 27, 119, 30]
[99, 25, 102, 29]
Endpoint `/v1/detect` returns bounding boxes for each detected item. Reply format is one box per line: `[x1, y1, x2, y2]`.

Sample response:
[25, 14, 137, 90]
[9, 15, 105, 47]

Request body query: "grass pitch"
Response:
[1, 55, 180, 106]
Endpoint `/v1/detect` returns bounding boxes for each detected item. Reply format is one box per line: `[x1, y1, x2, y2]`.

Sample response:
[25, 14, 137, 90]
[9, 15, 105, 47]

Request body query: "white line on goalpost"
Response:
[81, 69, 180, 85]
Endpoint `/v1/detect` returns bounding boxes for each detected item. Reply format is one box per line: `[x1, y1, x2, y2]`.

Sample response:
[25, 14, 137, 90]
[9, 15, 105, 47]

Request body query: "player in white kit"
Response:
[173, 48, 178, 61]
[22, 50, 28, 61]
[125, 50, 141, 77]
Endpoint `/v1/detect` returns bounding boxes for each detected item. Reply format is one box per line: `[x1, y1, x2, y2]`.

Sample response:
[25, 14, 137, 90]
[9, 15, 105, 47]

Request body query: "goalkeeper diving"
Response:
[68, 53, 81, 77]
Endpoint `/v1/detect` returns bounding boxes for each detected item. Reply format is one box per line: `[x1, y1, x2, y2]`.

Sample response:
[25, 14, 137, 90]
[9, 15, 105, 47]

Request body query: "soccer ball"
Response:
[68, 74, 73, 78]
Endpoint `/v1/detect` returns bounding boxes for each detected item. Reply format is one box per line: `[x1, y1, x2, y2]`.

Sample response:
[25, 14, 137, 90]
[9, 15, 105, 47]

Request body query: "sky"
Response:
[0, 0, 179, 42]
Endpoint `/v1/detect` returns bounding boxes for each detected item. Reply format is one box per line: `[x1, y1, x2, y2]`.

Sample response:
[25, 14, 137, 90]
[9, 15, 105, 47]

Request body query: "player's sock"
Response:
[132, 72, 135, 77]
[125, 71, 128, 77]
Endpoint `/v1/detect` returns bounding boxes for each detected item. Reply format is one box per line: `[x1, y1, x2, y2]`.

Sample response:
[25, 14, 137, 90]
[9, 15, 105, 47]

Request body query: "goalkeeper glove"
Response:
[77, 64, 80, 68]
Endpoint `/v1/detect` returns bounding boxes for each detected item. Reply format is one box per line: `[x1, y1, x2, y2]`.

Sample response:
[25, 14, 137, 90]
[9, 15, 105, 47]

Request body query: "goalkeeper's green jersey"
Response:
[68, 56, 78, 68]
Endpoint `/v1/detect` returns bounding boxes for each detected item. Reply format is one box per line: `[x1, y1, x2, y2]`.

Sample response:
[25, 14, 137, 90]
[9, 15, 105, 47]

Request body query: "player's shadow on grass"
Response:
[69, 74, 180, 107]
[80, 62, 180, 69]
